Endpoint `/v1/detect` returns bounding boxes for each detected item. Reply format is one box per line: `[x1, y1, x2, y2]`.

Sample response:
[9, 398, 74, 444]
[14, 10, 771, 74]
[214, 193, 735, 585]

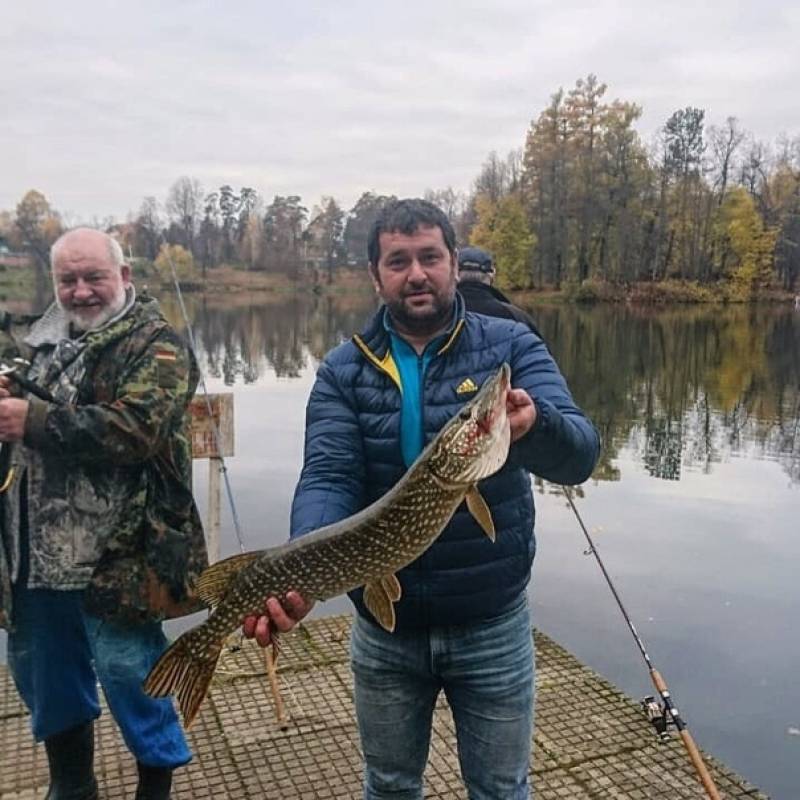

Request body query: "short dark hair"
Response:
[367, 198, 457, 266]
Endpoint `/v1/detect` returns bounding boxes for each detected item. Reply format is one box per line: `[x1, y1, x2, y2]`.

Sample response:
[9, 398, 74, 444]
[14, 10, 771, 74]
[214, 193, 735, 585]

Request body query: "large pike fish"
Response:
[144, 363, 512, 727]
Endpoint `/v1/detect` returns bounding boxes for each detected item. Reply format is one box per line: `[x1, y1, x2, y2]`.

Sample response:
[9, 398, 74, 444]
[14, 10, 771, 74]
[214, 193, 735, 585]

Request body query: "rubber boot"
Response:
[43, 720, 99, 800]
[134, 762, 173, 800]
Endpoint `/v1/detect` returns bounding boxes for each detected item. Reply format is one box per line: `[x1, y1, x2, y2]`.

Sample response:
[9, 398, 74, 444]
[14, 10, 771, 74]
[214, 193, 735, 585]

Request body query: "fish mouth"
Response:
[476, 363, 510, 429]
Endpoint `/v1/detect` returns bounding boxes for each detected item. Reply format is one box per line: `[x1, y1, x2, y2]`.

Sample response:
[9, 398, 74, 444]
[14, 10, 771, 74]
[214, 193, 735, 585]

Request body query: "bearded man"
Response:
[245, 199, 600, 799]
[0, 228, 207, 800]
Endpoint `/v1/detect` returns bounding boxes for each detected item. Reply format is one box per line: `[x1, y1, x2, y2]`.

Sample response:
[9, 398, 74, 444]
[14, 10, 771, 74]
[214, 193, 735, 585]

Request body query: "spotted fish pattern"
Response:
[144, 363, 512, 727]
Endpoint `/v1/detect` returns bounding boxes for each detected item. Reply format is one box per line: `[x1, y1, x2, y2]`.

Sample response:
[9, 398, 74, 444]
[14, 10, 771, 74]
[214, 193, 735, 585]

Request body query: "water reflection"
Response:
[159, 292, 800, 487]
[159, 292, 377, 383]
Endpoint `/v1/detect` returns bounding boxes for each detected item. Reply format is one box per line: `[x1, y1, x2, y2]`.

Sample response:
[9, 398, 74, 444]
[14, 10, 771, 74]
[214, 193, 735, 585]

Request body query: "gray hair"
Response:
[50, 228, 126, 272]
[458, 269, 494, 286]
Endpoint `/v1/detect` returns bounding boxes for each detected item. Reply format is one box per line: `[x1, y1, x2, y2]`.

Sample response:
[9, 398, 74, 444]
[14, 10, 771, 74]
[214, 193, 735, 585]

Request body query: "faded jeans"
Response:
[7, 584, 191, 768]
[350, 593, 534, 800]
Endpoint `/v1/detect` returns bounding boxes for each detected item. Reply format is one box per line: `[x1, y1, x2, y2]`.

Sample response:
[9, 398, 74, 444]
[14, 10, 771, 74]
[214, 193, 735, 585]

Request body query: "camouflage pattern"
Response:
[0, 296, 208, 629]
[0, 310, 39, 629]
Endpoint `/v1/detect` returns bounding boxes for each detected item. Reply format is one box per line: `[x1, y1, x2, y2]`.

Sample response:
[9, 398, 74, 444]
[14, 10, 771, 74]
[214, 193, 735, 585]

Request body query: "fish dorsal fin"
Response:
[195, 551, 262, 607]
[364, 576, 400, 632]
[466, 486, 495, 542]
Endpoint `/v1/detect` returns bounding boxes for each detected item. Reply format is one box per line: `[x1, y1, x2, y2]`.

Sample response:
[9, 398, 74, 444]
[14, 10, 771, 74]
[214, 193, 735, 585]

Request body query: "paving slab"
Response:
[0, 616, 768, 799]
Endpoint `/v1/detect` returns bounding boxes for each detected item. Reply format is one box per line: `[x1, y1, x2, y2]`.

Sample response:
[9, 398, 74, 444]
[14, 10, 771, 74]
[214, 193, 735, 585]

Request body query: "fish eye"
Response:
[459, 410, 471, 421]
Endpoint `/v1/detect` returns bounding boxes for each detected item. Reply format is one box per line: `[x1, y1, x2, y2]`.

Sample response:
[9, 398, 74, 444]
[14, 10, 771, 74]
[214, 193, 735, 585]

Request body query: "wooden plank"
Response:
[207, 457, 222, 563]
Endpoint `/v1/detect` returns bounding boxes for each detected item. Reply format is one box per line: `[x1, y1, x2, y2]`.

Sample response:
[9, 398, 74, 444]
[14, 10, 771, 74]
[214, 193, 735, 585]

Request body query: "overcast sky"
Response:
[2, 0, 798, 222]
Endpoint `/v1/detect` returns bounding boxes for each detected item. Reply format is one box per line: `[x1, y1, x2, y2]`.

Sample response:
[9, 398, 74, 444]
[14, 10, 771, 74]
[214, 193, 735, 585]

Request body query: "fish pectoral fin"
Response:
[380, 573, 402, 602]
[195, 551, 262, 606]
[364, 580, 397, 632]
[466, 486, 495, 542]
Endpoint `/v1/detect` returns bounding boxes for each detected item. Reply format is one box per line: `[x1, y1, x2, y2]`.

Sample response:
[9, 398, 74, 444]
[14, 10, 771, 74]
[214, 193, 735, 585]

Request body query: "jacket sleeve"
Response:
[290, 358, 366, 538]
[22, 329, 196, 464]
[507, 325, 600, 484]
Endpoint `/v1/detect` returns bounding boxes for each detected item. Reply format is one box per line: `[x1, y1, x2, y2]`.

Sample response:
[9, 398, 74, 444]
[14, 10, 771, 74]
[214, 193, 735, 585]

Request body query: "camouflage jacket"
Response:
[0, 295, 208, 629]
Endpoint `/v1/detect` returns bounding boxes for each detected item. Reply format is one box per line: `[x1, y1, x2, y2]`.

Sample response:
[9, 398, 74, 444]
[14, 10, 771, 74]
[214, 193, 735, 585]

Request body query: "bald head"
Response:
[50, 228, 131, 331]
[50, 228, 126, 273]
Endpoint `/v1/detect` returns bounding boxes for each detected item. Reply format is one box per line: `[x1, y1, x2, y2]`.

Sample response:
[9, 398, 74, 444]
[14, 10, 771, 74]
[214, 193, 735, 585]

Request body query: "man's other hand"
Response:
[507, 389, 536, 443]
[242, 591, 315, 648]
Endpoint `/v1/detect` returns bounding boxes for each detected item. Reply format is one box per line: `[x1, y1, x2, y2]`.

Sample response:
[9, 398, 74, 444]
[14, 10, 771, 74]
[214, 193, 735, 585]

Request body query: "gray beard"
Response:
[61, 285, 128, 332]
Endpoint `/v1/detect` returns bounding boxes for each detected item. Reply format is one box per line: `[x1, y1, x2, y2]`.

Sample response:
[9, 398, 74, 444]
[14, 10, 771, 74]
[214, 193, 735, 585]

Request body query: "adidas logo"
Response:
[456, 377, 478, 395]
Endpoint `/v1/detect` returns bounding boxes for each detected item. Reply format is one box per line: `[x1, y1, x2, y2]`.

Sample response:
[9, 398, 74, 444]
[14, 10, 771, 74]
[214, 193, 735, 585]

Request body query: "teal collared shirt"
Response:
[384, 306, 457, 467]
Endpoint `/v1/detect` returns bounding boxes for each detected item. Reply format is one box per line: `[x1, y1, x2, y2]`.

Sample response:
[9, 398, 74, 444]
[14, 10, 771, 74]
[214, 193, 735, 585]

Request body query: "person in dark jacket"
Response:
[244, 200, 600, 799]
[457, 245, 543, 338]
[0, 228, 207, 800]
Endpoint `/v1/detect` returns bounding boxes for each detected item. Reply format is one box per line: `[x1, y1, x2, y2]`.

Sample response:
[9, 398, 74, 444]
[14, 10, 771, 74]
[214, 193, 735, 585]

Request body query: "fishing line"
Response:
[157, 243, 247, 555]
[561, 485, 722, 800]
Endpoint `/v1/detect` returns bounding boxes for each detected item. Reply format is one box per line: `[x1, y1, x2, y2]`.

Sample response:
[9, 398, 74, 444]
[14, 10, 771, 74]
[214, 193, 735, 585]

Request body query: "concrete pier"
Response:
[0, 615, 767, 798]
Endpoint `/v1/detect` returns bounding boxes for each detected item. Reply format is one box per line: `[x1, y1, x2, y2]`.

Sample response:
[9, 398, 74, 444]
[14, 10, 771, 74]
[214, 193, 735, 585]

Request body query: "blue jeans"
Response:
[7, 585, 191, 768]
[350, 594, 534, 800]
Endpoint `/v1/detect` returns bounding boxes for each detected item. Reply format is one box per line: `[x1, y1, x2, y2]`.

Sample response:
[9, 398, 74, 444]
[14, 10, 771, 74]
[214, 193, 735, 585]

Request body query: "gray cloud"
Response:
[1, 0, 798, 221]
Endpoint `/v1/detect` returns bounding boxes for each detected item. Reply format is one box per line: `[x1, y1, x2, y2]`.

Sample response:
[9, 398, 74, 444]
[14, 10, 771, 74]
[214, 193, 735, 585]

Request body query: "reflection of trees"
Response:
[156, 290, 376, 382]
[524, 303, 800, 484]
[157, 288, 799, 485]
[643, 418, 682, 480]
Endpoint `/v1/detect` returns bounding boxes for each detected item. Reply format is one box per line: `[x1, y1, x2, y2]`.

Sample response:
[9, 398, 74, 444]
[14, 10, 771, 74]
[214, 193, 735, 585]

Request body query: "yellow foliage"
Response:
[155, 243, 196, 281]
[714, 188, 777, 299]
[470, 194, 536, 290]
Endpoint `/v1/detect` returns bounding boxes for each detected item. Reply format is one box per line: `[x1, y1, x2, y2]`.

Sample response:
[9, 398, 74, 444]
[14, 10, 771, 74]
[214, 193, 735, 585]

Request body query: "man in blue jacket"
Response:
[245, 198, 600, 799]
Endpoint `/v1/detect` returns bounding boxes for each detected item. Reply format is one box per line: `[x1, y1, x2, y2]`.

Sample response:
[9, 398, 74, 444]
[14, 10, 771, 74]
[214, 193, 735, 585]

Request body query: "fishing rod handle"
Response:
[650, 669, 722, 800]
[678, 728, 723, 800]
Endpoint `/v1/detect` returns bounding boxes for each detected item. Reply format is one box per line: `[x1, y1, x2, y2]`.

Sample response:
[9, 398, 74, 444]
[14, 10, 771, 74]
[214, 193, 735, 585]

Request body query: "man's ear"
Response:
[368, 264, 381, 294]
[120, 264, 132, 286]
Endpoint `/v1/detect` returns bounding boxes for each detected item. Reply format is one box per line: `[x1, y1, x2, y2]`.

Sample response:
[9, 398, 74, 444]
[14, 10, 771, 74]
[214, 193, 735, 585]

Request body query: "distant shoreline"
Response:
[1, 261, 796, 308]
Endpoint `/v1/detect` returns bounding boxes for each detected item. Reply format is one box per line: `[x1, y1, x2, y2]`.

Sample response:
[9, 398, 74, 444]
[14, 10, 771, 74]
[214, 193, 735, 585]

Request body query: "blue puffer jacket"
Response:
[290, 296, 600, 630]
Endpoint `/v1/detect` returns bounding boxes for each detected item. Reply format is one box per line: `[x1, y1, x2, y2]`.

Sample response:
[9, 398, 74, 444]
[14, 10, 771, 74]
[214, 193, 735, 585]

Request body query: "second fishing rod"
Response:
[561, 487, 722, 800]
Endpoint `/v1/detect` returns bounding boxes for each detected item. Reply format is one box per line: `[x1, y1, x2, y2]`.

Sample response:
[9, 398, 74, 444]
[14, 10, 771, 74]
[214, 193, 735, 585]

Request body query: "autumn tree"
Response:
[714, 188, 777, 298]
[523, 89, 570, 286]
[154, 243, 196, 281]
[13, 190, 63, 296]
[470, 194, 536, 289]
[343, 192, 397, 266]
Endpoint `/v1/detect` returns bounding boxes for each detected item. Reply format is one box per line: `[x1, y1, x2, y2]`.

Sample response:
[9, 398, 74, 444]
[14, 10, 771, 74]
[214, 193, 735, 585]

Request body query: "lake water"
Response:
[2, 292, 799, 798]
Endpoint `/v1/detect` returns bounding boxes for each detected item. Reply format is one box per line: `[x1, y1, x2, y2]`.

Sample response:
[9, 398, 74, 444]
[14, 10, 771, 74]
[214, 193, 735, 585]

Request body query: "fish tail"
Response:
[143, 626, 224, 728]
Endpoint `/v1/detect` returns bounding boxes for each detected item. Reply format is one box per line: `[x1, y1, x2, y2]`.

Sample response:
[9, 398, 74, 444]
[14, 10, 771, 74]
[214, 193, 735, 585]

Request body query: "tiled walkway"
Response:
[0, 615, 767, 799]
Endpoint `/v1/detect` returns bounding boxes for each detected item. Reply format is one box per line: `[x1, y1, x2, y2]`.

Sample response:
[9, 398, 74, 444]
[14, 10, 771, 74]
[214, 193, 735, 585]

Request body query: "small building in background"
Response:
[0, 236, 33, 268]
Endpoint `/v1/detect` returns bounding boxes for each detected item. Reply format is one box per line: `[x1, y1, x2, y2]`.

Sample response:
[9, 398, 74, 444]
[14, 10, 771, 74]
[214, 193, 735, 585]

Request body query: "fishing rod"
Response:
[157, 246, 247, 555]
[157, 242, 291, 727]
[561, 486, 722, 800]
